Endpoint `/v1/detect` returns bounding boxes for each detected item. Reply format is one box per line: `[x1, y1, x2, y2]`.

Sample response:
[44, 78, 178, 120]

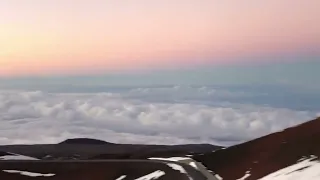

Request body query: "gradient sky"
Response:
[0, 0, 319, 76]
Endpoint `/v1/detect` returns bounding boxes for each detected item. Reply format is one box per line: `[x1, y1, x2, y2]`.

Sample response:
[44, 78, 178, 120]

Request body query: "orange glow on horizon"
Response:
[0, 0, 319, 76]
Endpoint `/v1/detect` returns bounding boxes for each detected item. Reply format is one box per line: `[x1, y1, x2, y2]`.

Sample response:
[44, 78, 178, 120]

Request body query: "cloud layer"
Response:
[0, 88, 318, 146]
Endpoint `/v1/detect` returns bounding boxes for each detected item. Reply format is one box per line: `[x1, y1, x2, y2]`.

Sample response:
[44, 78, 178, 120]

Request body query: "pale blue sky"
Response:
[0, 58, 319, 92]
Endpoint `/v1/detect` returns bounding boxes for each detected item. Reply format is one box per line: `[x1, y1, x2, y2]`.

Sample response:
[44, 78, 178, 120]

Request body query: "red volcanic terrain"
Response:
[193, 117, 320, 180]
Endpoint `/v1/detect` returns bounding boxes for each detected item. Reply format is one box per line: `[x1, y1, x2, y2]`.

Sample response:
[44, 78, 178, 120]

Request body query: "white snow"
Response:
[3, 170, 55, 177]
[116, 175, 127, 180]
[167, 163, 193, 180]
[259, 156, 320, 180]
[0, 153, 38, 160]
[237, 171, 251, 180]
[150, 156, 218, 180]
[214, 174, 223, 180]
[167, 163, 188, 174]
[189, 162, 198, 169]
[149, 157, 192, 161]
[135, 170, 165, 180]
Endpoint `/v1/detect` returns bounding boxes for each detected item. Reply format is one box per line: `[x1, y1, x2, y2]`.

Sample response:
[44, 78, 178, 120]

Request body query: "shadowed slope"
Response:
[0, 139, 221, 160]
[0, 160, 208, 180]
[59, 138, 115, 145]
[193, 117, 320, 180]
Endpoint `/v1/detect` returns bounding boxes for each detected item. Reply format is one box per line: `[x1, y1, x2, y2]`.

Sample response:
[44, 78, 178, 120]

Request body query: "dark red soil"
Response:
[193, 117, 320, 180]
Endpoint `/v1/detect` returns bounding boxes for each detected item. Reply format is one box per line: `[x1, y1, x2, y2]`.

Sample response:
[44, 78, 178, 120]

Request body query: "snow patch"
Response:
[167, 163, 193, 180]
[259, 156, 320, 180]
[214, 174, 223, 180]
[3, 170, 55, 177]
[0, 153, 38, 160]
[149, 157, 192, 162]
[116, 175, 127, 180]
[167, 163, 187, 174]
[135, 170, 165, 180]
[237, 171, 251, 180]
[189, 162, 198, 169]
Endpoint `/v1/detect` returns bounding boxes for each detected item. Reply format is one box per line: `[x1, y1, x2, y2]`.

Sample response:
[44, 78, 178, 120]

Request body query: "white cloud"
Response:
[0, 89, 317, 146]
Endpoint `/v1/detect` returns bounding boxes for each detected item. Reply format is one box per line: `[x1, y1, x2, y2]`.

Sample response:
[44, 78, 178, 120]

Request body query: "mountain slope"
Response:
[193, 117, 320, 180]
[0, 160, 208, 180]
[0, 139, 222, 160]
[59, 138, 115, 145]
[259, 156, 320, 180]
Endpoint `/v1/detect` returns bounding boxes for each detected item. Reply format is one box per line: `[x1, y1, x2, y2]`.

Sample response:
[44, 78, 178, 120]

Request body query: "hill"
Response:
[0, 139, 222, 160]
[193, 117, 320, 180]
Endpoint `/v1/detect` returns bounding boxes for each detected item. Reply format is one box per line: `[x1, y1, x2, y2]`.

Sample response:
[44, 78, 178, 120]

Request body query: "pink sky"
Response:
[0, 0, 319, 76]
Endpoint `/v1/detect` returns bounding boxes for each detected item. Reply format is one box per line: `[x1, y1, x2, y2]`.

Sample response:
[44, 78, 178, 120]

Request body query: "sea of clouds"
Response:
[0, 85, 319, 146]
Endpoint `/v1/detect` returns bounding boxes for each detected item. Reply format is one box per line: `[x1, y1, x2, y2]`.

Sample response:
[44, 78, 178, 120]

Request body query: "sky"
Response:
[0, 0, 319, 76]
[0, 1, 319, 146]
